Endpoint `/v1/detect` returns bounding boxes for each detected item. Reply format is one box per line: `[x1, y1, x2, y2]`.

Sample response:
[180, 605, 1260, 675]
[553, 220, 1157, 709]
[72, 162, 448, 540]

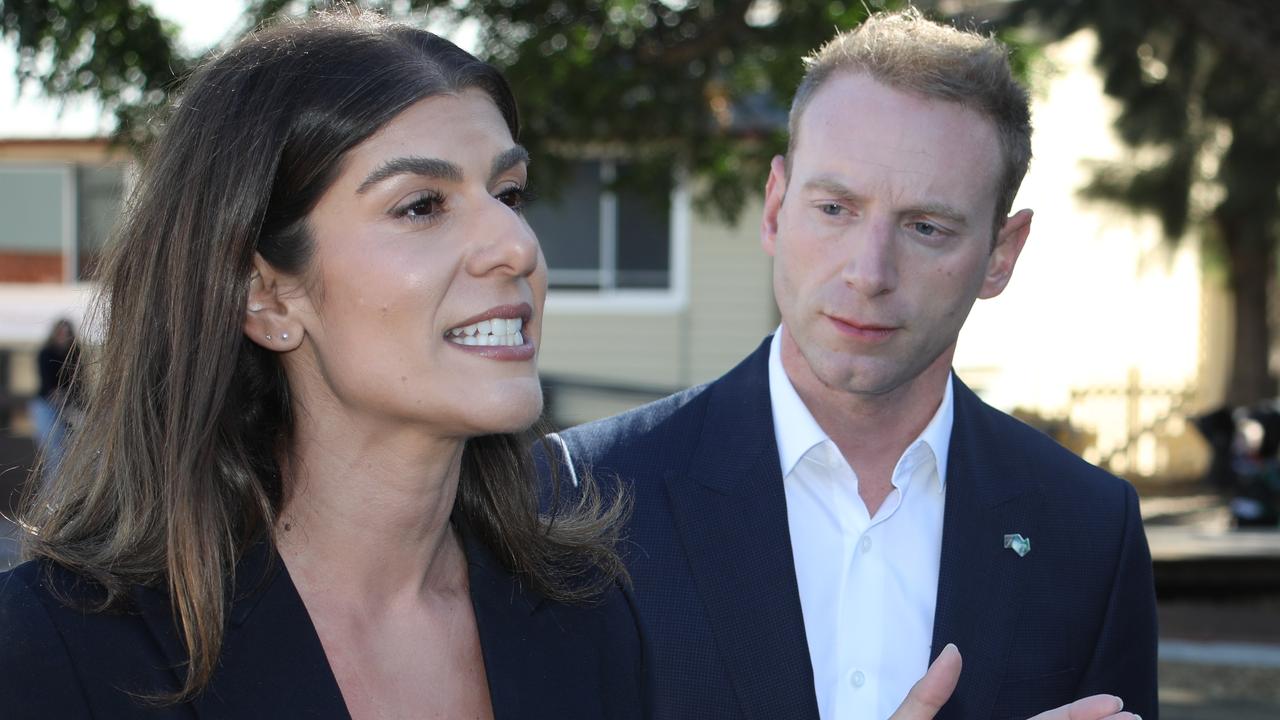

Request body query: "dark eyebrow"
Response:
[489, 145, 530, 184]
[356, 156, 463, 194]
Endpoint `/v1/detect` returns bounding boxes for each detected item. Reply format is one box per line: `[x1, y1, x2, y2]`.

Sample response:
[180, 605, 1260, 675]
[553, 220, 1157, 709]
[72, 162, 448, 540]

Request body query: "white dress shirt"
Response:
[769, 332, 952, 720]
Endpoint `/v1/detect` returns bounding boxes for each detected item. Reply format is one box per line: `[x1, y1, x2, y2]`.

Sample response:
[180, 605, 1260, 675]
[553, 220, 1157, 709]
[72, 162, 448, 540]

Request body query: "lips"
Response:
[825, 313, 898, 340]
[445, 302, 535, 358]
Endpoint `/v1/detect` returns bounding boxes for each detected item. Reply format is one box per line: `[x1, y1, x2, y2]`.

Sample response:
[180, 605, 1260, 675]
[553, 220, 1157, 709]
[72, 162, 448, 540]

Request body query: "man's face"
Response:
[762, 72, 1031, 401]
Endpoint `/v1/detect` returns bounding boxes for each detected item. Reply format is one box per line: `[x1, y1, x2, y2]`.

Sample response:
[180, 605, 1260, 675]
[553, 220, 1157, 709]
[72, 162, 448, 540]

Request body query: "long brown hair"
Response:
[20, 12, 625, 704]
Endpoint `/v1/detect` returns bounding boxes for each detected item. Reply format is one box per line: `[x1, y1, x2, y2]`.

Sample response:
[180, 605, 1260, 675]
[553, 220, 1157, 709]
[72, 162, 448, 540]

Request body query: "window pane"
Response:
[0, 167, 65, 283]
[77, 164, 126, 281]
[524, 161, 601, 289]
[616, 177, 671, 289]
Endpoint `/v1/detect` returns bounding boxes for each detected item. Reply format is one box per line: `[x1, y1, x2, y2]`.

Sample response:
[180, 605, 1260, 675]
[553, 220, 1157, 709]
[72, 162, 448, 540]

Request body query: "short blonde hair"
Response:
[787, 8, 1032, 230]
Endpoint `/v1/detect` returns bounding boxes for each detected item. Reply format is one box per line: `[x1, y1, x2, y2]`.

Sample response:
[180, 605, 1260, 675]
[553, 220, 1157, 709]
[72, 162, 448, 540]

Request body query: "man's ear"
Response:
[979, 208, 1032, 300]
[761, 155, 788, 257]
[244, 253, 306, 352]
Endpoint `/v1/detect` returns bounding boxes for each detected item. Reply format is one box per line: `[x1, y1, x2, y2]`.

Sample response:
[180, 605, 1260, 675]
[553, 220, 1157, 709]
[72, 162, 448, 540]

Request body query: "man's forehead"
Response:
[791, 73, 1003, 210]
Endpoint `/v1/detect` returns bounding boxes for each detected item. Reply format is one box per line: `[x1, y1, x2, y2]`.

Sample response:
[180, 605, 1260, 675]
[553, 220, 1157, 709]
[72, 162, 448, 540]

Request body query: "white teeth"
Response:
[445, 316, 528, 348]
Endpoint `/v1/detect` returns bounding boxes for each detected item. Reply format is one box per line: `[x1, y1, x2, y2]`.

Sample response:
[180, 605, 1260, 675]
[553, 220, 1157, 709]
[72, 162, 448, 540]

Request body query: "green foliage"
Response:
[1009, 0, 1280, 401]
[1, 0, 188, 146]
[3, 0, 1042, 222]
[423, 0, 900, 223]
[1009, 0, 1280, 247]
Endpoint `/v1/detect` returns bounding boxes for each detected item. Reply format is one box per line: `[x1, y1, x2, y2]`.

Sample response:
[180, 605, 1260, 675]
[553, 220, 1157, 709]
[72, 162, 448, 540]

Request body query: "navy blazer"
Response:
[0, 525, 647, 719]
[544, 337, 1158, 720]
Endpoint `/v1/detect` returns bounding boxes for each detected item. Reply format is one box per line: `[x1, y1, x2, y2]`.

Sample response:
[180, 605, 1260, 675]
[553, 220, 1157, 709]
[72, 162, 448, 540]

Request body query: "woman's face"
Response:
[279, 90, 547, 439]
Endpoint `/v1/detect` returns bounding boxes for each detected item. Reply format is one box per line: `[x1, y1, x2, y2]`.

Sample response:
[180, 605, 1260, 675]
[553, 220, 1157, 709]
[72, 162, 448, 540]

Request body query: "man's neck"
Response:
[780, 335, 952, 514]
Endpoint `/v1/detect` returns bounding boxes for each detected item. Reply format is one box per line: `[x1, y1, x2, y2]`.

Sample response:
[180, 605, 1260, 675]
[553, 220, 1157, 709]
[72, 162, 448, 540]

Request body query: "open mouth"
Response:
[446, 316, 525, 347]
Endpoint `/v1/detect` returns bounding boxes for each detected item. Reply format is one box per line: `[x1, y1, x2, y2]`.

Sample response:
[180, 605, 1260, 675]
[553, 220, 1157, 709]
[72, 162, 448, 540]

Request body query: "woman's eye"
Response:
[497, 186, 536, 212]
[396, 193, 444, 221]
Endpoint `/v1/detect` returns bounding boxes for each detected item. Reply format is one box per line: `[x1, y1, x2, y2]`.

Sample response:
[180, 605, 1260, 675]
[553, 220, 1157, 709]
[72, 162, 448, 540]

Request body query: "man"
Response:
[542, 10, 1157, 719]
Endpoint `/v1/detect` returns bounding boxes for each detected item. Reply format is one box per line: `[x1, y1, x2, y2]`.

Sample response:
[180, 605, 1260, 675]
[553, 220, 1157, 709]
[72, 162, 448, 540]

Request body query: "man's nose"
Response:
[840, 217, 898, 297]
[466, 197, 540, 279]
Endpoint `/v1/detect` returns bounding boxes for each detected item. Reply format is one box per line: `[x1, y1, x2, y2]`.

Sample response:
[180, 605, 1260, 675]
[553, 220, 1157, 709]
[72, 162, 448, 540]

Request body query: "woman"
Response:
[28, 317, 80, 479]
[0, 13, 643, 719]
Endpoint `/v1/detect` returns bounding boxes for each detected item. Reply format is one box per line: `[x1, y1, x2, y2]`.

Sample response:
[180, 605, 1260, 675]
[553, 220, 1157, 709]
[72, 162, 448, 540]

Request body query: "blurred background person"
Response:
[29, 317, 79, 480]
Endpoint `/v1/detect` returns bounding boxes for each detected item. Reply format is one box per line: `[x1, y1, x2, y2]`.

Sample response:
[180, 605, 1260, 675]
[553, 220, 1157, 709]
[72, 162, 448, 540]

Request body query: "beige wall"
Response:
[538, 193, 777, 426]
[684, 198, 778, 385]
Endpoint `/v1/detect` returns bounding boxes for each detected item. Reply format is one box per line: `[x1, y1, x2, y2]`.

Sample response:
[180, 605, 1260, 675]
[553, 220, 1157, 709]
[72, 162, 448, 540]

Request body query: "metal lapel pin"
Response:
[1003, 533, 1031, 557]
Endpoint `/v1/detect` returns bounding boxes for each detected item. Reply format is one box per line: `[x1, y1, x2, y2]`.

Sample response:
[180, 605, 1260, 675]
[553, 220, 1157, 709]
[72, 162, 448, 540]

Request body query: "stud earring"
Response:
[281, 333, 289, 341]
[266, 334, 272, 341]
[248, 303, 264, 313]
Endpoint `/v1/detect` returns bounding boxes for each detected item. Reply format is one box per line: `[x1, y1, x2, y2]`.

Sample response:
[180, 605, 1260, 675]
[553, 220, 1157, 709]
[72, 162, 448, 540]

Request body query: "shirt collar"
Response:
[769, 330, 830, 478]
[767, 329, 954, 489]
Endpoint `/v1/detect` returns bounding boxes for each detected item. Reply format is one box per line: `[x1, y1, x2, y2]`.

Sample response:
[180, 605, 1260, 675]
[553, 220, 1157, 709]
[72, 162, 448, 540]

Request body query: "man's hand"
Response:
[889, 644, 962, 719]
[889, 645, 1143, 720]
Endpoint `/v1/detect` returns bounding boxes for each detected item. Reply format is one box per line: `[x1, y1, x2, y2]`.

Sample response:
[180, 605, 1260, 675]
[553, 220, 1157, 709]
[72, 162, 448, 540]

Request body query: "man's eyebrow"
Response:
[904, 203, 969, 226]
[489, 145, 530, 184]
[801, 176, 864, 200]
[802, 176, 970, 226]
[356, 156, 463, 194]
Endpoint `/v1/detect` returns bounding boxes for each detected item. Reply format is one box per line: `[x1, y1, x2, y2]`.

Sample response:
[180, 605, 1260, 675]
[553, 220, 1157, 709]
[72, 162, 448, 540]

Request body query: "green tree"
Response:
[0, 0, 188, 145]
[3, 1, 923, 215]
[1010, 0, 1280, 406]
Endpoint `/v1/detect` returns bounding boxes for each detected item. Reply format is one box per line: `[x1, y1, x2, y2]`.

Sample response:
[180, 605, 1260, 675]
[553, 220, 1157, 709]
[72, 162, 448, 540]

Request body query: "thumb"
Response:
[1028, 694, 1129, 720]
[889, 644, 962, 720]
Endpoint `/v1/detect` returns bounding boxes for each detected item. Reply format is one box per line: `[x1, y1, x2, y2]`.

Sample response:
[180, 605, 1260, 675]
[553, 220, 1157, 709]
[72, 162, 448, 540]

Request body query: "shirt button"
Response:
[859, 535, 872, 553]
[849, 669, 866, 688]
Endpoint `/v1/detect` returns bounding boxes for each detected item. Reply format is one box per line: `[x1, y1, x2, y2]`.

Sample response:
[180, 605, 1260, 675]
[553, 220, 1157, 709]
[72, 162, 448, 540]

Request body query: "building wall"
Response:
[538, 192, 776, 426]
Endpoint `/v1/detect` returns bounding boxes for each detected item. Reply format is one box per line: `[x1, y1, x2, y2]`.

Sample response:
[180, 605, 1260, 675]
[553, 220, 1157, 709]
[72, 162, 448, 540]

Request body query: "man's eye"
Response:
[820, 203, 844, 216]
[911, 221, 938, 236]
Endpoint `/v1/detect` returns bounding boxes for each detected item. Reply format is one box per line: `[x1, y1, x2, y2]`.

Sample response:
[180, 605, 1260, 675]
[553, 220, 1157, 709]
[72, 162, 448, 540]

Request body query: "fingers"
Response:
[1028, 694, 1141, 720]
[888, 644, 962, 720]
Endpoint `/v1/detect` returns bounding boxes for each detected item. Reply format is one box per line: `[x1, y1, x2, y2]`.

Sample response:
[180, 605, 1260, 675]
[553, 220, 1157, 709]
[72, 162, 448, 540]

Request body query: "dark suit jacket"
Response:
[0, 525, 647, 719]
[543, 337, 1158, 720]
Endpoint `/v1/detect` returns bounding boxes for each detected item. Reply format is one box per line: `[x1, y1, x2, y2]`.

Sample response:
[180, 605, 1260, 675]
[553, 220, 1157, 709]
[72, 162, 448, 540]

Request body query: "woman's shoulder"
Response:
[0, 559, 180, 717]
[0, 560, 98, 716]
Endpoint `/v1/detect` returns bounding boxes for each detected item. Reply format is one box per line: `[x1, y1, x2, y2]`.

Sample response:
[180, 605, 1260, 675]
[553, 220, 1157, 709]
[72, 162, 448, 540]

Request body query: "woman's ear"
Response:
[244, 253, 306, 352]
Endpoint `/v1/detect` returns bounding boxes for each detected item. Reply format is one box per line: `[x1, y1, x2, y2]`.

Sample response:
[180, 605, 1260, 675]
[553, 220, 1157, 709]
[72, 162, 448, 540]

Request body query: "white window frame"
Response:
[545, 163, 690, 315]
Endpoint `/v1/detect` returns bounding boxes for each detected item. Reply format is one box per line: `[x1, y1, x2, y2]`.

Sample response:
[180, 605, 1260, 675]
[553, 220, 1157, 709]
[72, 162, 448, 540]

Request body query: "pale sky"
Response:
[0, 1, 244, 137]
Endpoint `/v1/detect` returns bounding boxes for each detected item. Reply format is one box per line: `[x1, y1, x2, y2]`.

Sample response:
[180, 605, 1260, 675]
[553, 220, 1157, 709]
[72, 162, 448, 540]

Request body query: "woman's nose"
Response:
[467, 197, 540, 279]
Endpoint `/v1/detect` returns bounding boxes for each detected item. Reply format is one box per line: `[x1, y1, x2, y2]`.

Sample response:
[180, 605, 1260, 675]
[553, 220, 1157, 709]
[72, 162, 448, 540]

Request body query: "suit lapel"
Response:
[132, 543, 350, 718]
[931, 378, 1042, 720]
[664, 340, 820, 720]
[460, 522, 547, 720]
